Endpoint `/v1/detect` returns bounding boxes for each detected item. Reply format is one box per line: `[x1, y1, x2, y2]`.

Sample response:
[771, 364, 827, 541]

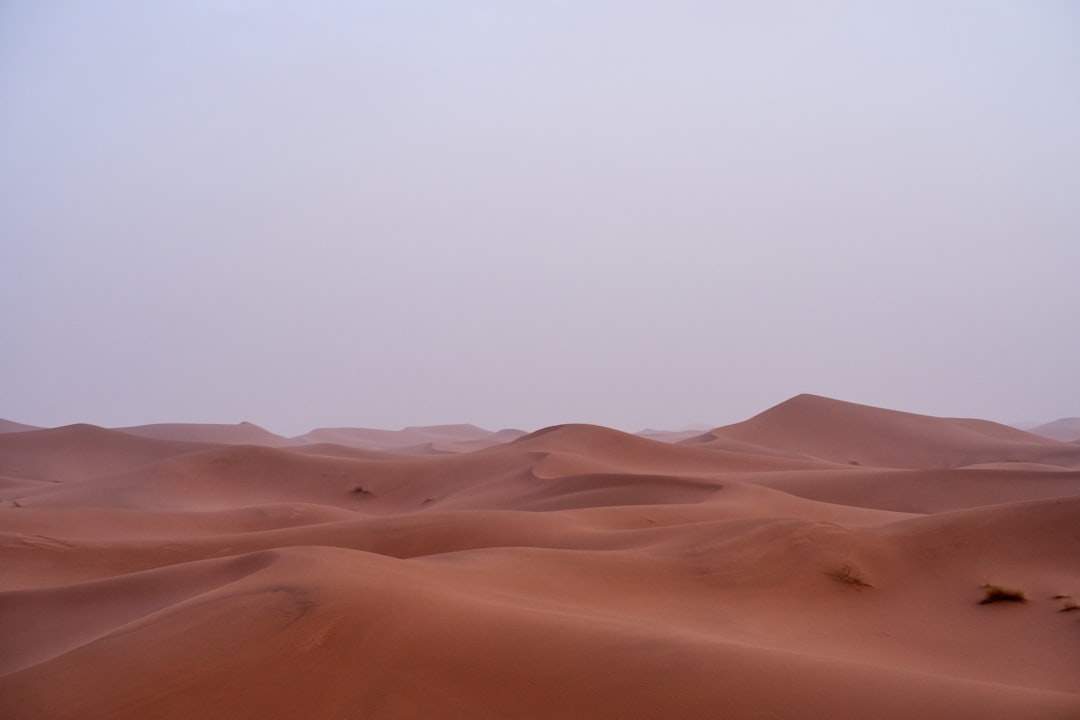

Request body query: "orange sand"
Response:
[2, 395, 1078, 719]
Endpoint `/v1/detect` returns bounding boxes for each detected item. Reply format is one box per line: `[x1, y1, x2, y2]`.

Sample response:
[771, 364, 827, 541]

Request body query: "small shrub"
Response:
[826, 563, 873, 588]
[978, 584, 1027, 604]
[1056, 595, 1079, 612]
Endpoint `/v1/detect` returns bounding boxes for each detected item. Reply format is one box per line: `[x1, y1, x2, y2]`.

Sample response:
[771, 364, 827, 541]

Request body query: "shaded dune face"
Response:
[1, 396, 1079, 720]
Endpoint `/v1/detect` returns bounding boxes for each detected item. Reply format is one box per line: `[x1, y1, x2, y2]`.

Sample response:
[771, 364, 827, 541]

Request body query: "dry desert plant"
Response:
[1053, 595, 1079, 612]
[826, 563, 873, 589]
[978, 584, 1027, 605]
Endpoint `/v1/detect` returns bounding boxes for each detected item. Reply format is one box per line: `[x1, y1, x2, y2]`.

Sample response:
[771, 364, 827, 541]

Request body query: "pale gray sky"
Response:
[2, 1, 1078, 435]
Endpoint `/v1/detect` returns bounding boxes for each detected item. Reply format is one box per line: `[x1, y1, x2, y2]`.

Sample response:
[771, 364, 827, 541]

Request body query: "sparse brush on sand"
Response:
[825, 563, 873, 588]
[978, 584, 1028, 604]
[2, 396, 1080, 720]
[1054, 595, 1080, 612]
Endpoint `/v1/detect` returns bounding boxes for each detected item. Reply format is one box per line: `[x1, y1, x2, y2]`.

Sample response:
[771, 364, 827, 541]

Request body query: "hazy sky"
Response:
[2, 1, 1078, 435]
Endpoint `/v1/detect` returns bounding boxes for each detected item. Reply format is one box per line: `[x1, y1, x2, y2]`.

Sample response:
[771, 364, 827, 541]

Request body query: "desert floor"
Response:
[2, 394, 1079, 719]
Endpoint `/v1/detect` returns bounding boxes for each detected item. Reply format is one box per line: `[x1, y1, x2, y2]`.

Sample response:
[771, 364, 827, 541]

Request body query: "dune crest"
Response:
[1028, 418, 1080, 443]
[692, 394, 1080, 469]
[293, 423, 524, 453]
[0, 419, 41, 434]
[115, 421, 295, 447]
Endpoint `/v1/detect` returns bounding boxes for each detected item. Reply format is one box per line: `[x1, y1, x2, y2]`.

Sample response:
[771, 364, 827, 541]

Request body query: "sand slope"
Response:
[0, 424, 213, 483]
[1, 396, 1078, 719]
[691, 394, 1080, 469]
[1029, 418, 1080, 443]
[115, 421, 296, 446]
[293, 424, 526, 454]
[0, 419, 40, 434]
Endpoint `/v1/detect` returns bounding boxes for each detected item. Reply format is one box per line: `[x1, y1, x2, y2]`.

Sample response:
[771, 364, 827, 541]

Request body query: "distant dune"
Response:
[2, 395, 1079, 719]
[293, 424, 526, 454]
[690, 394, 1080, 469]
[0, 424, 213, 483]
[115, 421, 296, 447]
[0, 419, 40, 434]
[1028, 418, 1080, 443]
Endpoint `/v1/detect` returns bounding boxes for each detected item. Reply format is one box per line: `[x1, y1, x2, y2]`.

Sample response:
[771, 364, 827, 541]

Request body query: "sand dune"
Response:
[293, 424, 525, 454]
[1028, 418, 1080, 443]
[0, 419, 40, 434]
[692, 394, 1080, 469]
[744, 467, 1080, 513]
[635, 428, 708, 443]
[0, 424, 213, 483]
[115, 421, 296, 446]
[515, 422, 831, 475]
[2, 396, 1078, 719]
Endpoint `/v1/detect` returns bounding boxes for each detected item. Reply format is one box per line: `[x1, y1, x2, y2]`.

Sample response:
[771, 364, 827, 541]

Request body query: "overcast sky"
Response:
[2, 1, 1078, 435]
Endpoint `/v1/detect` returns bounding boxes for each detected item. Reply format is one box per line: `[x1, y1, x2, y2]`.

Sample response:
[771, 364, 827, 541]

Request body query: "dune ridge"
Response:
[293, 424, 527, 454]
[1028, 418, 1080, 443]
[692, 394, 1080, 469]
[1, 395, 1078, 719]
[116, 421, 296, 447]
[0, 419, 40, 434]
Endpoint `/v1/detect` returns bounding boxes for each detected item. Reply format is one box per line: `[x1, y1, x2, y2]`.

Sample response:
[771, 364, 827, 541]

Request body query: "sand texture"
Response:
[2, 394, 1079, 719]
